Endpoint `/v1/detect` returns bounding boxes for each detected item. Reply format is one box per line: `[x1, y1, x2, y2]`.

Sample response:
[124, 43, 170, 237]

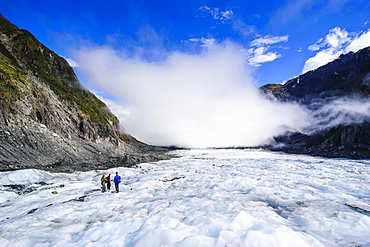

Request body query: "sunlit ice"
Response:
[1, 149, 369, 246]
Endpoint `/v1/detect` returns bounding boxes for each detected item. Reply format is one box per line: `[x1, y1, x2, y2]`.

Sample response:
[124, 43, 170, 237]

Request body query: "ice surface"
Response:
[0, 149, 369, 246]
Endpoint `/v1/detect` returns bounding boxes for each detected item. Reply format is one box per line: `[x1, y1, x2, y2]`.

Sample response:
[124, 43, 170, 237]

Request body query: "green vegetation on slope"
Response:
[0, 14, 118, 126]
[0, 60, 29, 103]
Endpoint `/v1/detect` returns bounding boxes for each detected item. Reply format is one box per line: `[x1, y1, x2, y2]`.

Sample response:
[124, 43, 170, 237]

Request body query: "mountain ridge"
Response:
[261, 46, 370, 158]
[261, 46, 370, 102]
[0, 14, 171, 172]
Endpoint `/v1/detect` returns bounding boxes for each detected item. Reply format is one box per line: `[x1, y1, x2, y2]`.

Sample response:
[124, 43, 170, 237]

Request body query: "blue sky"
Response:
[2, 0, 369, 85]
[1, 0, 370, 147]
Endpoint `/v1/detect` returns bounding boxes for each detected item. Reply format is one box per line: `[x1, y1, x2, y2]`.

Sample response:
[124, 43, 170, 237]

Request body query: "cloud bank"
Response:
[308, 97, 370, 133]
[75, 42, 309, 147]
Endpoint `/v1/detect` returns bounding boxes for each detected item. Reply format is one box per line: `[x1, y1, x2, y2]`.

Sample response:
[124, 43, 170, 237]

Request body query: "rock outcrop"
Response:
[261, 46, 370, 158]
[0, 14, 170, 172]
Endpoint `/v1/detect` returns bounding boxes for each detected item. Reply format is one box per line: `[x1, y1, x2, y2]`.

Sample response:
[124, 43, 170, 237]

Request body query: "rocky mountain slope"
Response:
[261, 46, 370, 158]
[0, 14, 170, 172]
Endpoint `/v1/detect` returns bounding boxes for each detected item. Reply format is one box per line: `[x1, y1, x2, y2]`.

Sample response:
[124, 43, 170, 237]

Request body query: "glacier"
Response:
[0, 149, 369, 246]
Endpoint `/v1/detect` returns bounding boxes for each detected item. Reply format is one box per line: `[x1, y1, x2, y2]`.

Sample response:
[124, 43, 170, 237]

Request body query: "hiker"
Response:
[106, 174, 111, 191]
[114, 172, 121, 193]
[101, 175, 107, 192]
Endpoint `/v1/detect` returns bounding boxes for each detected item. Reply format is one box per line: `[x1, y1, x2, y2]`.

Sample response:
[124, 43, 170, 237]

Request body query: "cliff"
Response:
[0, 14, 170, 172]
[261, 46, 370, 158]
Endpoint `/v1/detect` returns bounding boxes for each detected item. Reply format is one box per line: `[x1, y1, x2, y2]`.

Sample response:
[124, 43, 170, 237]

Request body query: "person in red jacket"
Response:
[106, 174, 111, 191]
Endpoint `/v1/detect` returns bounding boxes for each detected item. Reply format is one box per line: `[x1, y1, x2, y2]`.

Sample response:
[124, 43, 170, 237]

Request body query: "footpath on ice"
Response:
[0, 149, 370, 247]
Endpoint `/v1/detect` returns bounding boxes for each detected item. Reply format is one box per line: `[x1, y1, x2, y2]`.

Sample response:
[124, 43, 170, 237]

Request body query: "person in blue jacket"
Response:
[113, 172, 121, 193]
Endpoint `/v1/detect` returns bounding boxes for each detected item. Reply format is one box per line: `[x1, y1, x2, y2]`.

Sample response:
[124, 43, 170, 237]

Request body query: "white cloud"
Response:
[308, 97, 370, 134]
[247, 51, 281, 66]
[67, 58, 78, 67]
[199, 5, 234, 23]
[308, 38, 324, 51]
[251, 35, 289, 47]
[60, 56, 79, 67]
[94, 94, 133, 133]
[247, 35, 289, 67]
[346, 29, 370, 52]
[221, 10, 234, 20]
[231, 19, 256, 38]
[197, 4, 257, 40]
[189, 37, 217, 48]
[196, 5, 288, 68]
[303, 52, 339, 74]
[308, 26, 350, 52]
[303, 27, 370, 73]
[325, 27, 351, 48]
[74, 41, 309, 148]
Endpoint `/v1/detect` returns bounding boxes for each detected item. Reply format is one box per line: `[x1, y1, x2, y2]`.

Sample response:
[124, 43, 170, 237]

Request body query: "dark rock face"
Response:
[262, 47, 370, 102]
[261, 46, 370, 159]
[272, 123, 370, 159]
[0, 14, 171, 172]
